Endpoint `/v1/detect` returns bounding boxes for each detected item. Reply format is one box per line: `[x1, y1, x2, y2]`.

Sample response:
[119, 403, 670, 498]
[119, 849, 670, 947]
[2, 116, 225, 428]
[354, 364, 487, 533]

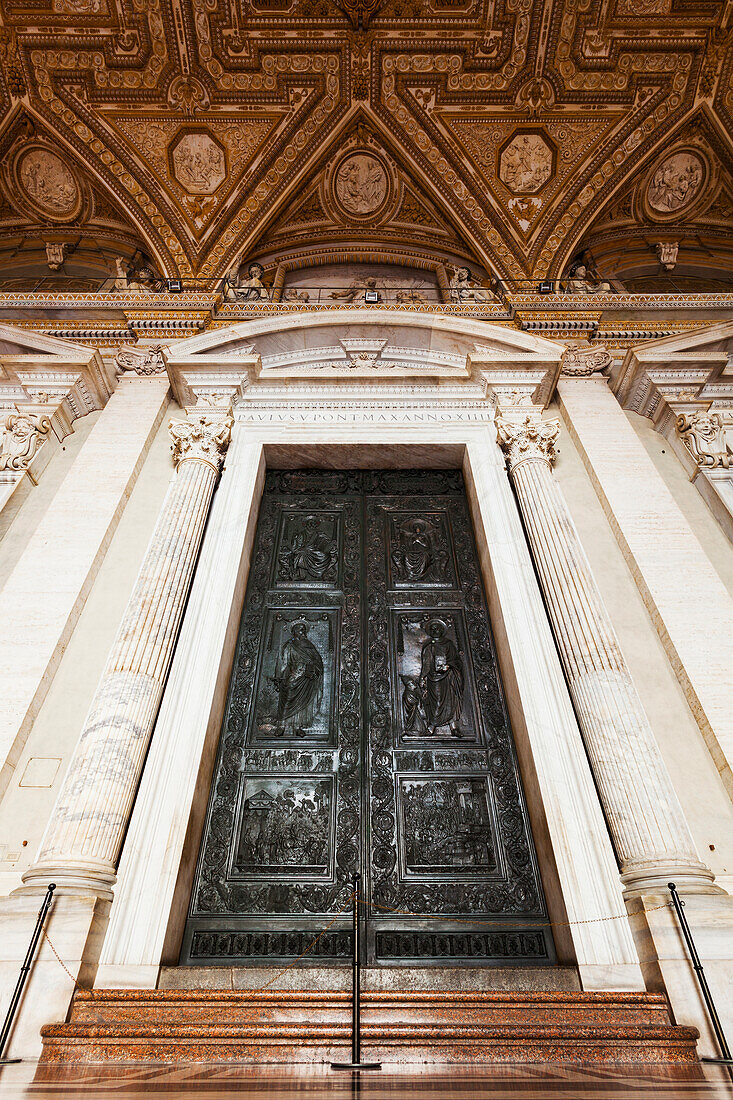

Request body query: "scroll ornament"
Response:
[560, 344, 612, 377]
[169, 413, 233, 474]
[115, 344, 167, 376]
[0, 411, 52, 471]
[676, 411, 731, 469]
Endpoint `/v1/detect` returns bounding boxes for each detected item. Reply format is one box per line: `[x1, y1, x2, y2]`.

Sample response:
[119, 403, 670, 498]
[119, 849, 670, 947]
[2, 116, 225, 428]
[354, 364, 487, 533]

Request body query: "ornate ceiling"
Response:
[0, 0, 731, 287]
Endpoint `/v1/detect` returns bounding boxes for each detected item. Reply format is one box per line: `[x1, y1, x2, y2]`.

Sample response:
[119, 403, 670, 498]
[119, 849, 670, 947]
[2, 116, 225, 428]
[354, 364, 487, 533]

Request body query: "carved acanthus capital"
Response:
[676, 410, 731, 469]
[115, 343, 167, 376]
[0, 410, 51, 471]
[496, 414, 560, 472]
[560, 343, 612, 377]
[169, 412, 233, 475]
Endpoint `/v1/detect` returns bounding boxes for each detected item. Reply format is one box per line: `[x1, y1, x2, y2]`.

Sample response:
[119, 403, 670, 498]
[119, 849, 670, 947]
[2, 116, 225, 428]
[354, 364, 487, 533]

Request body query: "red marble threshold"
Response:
[39, 989, 702, 1069]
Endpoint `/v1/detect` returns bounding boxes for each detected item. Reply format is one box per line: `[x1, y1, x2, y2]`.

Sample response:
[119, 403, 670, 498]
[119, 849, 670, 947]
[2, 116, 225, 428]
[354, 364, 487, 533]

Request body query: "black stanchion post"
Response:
[668, 882, 733, 1068]
[0, 882, 56, 1065]
[331, 873, 381, 1071]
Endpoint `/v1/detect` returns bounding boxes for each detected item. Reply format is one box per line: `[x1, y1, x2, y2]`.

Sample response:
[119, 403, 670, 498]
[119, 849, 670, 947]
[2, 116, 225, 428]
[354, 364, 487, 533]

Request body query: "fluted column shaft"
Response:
[22, 413, 233, 897]
[497, 414, 716, 897]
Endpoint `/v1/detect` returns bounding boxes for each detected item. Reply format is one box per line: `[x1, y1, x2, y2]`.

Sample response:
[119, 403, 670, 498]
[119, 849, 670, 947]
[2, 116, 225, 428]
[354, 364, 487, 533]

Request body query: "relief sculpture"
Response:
[271, 623, 324, 739]
[401, 779, 496, 874]
[277, 512, 339, 585]
[396, 615, 470, 740]
[647, 152, 704, 214]
[252, 612, 335, 743]
[389, 513, 454, 586]
[236, 778, 332, 875]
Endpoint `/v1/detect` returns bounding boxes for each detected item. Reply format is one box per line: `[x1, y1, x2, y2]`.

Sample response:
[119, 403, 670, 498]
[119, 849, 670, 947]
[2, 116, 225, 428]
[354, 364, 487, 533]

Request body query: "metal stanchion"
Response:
[668, 882, 733, 1069]
[0, 883, 56, 1065]
[331, 873, 381, 1071]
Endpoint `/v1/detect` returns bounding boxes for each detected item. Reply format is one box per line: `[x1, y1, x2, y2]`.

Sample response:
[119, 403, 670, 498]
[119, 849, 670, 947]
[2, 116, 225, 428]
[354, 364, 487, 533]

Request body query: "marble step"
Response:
[159, 963, 581, 992]
[40, 989, 700, 1066]
[69, 989, 672, 1028]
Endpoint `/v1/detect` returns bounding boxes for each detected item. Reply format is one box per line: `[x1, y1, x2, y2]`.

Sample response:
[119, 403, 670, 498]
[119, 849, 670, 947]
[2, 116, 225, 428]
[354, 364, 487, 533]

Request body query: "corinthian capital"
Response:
[0, 410, 52, 471]
[496, 414, 560, 471]
[169, 412, 233, 474]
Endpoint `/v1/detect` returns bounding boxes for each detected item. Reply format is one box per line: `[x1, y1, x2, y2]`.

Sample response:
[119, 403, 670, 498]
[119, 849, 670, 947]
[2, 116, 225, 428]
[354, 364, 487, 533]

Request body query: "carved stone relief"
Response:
[17, 148, 79, 219]
[647, 152, 705, 215]
[677, 411, 731, 469]
[499, 133, 553, 194]
[333, 153, 388, 217]
[170, 131, 226, 195]
[115, 343, 167, 376]
[0, 411, 51, 471]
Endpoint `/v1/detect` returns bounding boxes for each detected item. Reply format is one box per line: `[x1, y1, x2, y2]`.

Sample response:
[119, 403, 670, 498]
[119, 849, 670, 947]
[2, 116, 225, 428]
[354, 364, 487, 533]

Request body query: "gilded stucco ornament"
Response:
[495, 414, 560, 471]
[560, 344, 612, 377]
[169, 413, 233, 473]
[676, 411, 731, 469]
[0, 411, 51, 471]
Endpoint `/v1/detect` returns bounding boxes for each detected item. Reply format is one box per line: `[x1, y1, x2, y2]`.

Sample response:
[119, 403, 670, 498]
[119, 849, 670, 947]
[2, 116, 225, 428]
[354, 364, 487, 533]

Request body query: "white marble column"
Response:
[20, 411, 233, 899]
[496, 413, 716, 897]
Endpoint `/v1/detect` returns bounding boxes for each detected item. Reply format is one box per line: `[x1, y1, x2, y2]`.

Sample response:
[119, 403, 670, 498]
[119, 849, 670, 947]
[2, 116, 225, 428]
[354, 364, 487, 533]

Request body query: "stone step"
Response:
[39, 989, 700, 1067]
[69, 989, 673, 1029]
[159, 963, 582, 992]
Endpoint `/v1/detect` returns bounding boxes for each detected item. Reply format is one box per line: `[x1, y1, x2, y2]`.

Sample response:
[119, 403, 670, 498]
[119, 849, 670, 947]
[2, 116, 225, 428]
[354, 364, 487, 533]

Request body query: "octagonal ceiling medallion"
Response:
[169, 130, 227, 196]
[498, 133, 555, 195]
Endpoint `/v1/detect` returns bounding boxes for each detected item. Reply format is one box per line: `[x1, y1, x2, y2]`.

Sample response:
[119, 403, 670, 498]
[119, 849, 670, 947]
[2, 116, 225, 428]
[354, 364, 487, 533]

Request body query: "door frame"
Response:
[97, 427, 643, 992]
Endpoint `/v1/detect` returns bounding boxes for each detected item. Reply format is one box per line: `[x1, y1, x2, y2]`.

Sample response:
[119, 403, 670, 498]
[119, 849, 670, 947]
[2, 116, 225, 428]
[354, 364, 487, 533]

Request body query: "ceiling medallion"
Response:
[646, 151, 706, 216]
[332, 152, 389, 219]
[498, 132, 554, 194]
[15, 146, 81, 222]
[169, 129, 227, 195]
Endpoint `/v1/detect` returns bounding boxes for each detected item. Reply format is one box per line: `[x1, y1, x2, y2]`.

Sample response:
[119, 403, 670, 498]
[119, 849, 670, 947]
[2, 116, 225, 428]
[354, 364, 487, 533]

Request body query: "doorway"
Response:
[181, 469, 554, 966]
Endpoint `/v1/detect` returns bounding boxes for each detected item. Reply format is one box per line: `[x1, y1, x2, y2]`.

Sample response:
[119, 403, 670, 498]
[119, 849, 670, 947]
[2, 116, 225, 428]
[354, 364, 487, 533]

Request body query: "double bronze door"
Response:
[182, 470, 554, 966]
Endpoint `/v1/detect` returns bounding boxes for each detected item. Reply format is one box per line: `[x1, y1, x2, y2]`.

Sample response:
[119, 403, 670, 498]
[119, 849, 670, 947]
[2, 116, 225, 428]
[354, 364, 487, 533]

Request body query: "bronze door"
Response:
[181, 470, 554, 966]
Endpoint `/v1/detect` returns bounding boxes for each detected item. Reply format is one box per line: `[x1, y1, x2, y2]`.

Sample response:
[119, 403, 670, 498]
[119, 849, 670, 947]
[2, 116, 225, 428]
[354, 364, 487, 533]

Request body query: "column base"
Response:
[627, 890, 733, 1059]
[18, 859, 117, 902]
[620, 858, 721, 899]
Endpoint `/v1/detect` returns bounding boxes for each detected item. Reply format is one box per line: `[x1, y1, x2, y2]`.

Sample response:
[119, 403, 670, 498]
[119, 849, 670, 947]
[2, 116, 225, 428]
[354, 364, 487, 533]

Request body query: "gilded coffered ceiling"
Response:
[0, 0, 731, 286]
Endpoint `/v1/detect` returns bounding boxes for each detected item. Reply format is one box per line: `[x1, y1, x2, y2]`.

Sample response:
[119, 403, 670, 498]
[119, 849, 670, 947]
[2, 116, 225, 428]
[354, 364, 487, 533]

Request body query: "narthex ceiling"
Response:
[0, 0, 731, 284]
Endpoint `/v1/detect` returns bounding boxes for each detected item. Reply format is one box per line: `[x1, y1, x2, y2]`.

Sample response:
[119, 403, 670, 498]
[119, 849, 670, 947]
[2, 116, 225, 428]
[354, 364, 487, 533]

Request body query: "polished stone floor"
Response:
[1, 1063, 732, 1100]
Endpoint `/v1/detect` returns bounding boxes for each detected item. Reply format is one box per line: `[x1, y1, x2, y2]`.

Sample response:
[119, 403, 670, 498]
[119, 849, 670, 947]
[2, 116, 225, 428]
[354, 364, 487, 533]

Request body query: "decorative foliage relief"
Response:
[183, 470, 552, 965]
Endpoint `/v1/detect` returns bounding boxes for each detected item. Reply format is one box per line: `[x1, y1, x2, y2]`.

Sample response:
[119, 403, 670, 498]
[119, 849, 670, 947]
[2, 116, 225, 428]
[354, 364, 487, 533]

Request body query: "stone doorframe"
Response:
[96, 420, 642, 993]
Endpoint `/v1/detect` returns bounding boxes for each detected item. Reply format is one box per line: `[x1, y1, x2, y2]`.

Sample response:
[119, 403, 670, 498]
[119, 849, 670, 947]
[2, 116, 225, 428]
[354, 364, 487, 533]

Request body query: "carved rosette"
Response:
[495, 414, 560, 472]
[169, 413, 233, 475]
[560, 343, 612, 377]
[676, 410, 731, 469]
[0, 411, 52, 471]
